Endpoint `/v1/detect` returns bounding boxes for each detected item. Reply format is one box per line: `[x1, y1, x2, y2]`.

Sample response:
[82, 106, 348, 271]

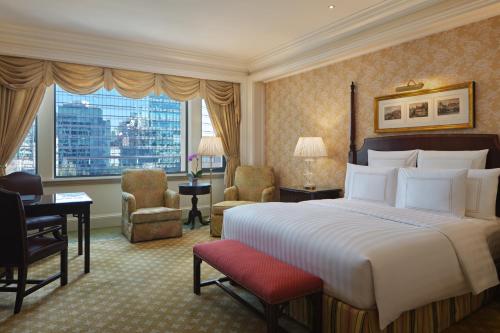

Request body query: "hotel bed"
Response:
[222, 84, 500, 333]
[224, 199, 500, 330]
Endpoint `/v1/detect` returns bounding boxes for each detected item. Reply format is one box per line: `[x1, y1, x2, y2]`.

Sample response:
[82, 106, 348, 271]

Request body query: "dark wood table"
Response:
[21, 192, 93, 273]
[178, 182, 211, 230]
[279, 186, 342, 202]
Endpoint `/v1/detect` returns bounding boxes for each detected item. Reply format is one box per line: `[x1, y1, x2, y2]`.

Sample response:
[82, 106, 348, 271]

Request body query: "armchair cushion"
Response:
[213, 201, 254, 215]
[130, 207, 181, 224]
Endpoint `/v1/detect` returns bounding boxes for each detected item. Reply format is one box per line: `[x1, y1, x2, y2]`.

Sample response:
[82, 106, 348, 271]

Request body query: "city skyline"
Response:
[7, 87, 222, 176]
[55, 86, 184, 177]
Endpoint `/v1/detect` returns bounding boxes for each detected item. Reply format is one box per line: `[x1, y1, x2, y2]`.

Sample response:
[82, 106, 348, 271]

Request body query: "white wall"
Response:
[37, 86, 225, 231]
[242, 81, 266, 166]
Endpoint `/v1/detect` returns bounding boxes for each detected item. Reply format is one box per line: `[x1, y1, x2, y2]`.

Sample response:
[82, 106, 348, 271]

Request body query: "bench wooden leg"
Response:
[309, 292, 323, 333]
[265, 303, 279, 333]
[193, 254, 201, 295]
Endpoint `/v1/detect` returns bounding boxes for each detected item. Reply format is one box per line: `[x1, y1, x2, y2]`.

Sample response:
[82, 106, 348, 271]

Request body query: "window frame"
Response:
[53, 86, 188, 178]
[200, 99, 225, 173]
[201, 155, 226, 173]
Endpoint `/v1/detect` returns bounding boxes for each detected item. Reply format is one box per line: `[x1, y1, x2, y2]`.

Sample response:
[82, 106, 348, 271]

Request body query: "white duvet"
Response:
[222, 199, 500, 329]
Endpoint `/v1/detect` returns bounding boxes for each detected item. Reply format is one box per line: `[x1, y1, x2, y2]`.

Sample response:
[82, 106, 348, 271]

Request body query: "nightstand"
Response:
[279, 186, 342, 203]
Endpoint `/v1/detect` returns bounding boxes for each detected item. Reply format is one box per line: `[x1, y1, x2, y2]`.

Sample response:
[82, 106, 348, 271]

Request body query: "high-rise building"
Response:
[56, 102, 111, 176]
[55, 86, 183, 176]
[116, 95, 182, 172]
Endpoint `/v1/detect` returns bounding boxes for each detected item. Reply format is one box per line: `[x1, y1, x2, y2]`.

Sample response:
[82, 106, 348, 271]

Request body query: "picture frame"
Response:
[374, 82, 474, 133]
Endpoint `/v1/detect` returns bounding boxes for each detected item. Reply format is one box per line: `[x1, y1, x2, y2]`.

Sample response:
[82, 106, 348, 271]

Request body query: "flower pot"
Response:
[188, 175, 199, 184]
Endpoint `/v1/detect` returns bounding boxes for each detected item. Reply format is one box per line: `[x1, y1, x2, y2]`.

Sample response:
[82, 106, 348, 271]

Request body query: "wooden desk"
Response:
[21, 192, 93, 273]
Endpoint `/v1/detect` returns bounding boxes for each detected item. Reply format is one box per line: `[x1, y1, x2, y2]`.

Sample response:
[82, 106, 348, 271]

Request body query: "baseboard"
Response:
[67, 205, 212, 231]
[66, 213, 120, 232]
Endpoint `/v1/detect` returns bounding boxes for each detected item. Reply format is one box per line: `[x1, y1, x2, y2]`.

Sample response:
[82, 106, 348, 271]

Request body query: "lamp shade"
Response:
[293, 137, 327, 158]
[197, 137, 224, 156]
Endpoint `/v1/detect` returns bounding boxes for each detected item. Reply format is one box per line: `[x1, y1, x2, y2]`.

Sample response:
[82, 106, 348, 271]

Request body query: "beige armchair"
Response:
[211, 166, 275, 237]
[121, 169, 182, 243]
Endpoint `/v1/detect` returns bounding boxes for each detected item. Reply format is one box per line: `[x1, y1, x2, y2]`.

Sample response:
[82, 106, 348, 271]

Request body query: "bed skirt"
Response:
[286, 287, 497, 333]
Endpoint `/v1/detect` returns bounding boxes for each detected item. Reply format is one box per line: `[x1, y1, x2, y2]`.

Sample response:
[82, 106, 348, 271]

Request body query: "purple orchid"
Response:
[187, 153, 203, 179]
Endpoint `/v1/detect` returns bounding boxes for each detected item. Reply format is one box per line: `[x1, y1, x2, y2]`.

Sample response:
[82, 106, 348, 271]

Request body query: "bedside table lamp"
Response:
[197, 136, 225, 221]
[293, 137, 327, 190]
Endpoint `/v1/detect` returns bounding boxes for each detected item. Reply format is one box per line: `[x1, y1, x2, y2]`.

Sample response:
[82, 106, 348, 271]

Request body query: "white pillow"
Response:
[368, 150, 418, 167]
[417, 149, 488, 169]
[344, 163, 398, 206]
[466, 169, 500, 220]
[396, 168, 467, 217]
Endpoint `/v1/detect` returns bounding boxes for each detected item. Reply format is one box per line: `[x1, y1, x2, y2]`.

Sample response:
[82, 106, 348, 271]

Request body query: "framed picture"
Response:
[374, 82, 474, 133]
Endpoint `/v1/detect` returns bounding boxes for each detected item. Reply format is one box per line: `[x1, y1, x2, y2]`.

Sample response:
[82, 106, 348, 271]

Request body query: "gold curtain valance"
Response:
[0, 55, 241, 185]
[0, 55, 238, 105]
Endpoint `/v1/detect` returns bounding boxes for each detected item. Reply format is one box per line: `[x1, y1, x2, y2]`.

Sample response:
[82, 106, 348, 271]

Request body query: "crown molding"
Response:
[0, 23, 249, 83]
[248, 0, 437, 72]
[250, 0, 500, 82]
[0, 0, 497, 84]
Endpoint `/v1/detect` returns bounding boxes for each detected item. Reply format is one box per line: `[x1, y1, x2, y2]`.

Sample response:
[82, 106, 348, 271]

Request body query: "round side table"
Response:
[178, 182, 211, 230]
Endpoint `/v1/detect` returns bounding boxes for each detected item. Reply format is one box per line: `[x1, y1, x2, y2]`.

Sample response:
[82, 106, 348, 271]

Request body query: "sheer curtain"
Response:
[0, 56, 241, 185]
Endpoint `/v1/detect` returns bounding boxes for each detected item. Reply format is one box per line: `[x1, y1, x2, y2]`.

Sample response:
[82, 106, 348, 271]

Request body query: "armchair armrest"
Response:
[122, 192, 137, 217]
[261, 186, 276, 202]
[164, 189, 180, 209]
[224, 186, 238, 201]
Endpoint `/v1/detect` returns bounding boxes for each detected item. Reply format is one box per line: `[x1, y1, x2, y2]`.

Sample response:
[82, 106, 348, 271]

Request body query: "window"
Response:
[55, 86, 186, 177]
[7, 122, 37, 174]
[201, 100, 224, 170]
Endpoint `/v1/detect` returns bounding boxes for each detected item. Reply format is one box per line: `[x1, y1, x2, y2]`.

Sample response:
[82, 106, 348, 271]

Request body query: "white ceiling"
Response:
[0, 0, 384, 60]
[0, 0, 497, 81]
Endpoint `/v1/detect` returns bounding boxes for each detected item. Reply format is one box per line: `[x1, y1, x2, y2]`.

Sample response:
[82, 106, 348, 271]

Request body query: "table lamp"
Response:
[293, 137, 327, 189]
[197, 136, 225, 221]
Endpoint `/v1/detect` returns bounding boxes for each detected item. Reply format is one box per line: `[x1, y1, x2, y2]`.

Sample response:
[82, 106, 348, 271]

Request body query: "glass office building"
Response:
[55, 86, 183, 177]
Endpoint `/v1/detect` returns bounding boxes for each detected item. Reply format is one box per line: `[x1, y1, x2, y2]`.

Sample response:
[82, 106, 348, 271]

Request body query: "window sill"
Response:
[42, 172, 224, 186]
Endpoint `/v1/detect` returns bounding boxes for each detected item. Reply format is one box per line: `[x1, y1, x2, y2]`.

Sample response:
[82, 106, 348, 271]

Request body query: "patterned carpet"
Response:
[0, 226, 499, 333]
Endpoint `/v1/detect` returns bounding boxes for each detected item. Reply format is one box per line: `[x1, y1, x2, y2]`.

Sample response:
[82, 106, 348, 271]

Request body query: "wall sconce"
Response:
[395, 80, 424, 92]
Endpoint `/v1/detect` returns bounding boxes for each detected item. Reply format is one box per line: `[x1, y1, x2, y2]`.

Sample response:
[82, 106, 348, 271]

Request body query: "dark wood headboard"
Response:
[347, 83, 500, 217]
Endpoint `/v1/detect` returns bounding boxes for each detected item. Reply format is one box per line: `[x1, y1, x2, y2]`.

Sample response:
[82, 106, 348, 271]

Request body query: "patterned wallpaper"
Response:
[265, 16, 500, 189]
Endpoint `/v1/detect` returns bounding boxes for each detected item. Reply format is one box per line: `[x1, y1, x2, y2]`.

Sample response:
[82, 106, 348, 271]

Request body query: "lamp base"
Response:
[303, 159, 315, 190]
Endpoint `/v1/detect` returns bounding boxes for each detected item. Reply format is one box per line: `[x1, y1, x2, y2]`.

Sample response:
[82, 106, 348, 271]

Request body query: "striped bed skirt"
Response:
[286, 287, 497, 333]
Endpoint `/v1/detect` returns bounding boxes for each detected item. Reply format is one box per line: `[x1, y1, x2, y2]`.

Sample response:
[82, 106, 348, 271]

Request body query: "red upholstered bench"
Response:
[193, 240, 323, 333]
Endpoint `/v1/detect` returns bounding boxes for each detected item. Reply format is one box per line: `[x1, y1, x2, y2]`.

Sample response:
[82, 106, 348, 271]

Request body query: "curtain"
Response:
[0, 85, 46, 175]
[205, 83, 241, 187]
[0, 55, 241, 184]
